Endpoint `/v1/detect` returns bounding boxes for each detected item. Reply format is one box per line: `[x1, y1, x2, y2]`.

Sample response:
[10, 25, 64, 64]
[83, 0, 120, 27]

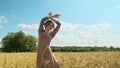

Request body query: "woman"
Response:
[36, 12, 61, 68]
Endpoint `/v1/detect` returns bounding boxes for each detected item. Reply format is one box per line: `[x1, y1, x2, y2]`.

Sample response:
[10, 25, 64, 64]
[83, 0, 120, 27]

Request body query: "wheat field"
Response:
[0, 52, 120, 68]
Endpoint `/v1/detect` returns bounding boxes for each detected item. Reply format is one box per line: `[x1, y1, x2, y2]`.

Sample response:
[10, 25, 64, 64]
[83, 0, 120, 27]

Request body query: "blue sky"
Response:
[0, 0, 120, 47]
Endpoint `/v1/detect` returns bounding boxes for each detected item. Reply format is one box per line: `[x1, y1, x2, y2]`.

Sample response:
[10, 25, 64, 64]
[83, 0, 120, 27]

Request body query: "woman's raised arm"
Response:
[38, 17, 49, 33]
[51, 18, 61, 37]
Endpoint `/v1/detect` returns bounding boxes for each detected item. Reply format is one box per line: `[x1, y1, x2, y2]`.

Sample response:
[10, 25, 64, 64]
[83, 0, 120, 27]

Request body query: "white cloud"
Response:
[0, 16, 8, 23]
[79, 31, 120, 47]
[79, 31, 93, 38]
[50, 34, 98, 47]
[85, 23, 111, 31]
[18, 21, 81, 31]
[116, 5, 120, 8]
[50, 33, 120, 47]
[51, 34, 81, 46]
[60, 21, 81, 33]
[0, 16, 7, 29]
[18, 23, 39, 29]
[51, 33, 102, 47]
[98, 23, 111, 30]
[85, 25, 97, 31]
[79, 31, 104, 39]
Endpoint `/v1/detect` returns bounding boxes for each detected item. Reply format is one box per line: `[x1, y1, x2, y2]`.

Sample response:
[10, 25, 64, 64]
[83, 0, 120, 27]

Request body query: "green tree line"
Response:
[0, 46, 120, 52]
[51, 46, 120, 52]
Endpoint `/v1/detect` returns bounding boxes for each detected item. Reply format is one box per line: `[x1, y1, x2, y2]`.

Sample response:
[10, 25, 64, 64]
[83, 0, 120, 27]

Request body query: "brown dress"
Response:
[36, 19, 61, 68]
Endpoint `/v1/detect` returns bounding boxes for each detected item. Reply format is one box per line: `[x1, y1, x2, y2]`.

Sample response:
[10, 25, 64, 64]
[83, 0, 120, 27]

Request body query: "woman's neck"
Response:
[45, 29, 49, 34]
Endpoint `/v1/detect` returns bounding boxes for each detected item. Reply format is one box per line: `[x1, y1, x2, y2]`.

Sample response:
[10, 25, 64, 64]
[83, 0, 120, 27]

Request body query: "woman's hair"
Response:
[44, 20, 54, 27]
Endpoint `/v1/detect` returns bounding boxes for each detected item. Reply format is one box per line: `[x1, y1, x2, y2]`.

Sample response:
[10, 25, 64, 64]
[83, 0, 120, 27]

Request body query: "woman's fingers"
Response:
[48, 12, 52, 16]
[48, 12, 61, 18]
[53, 14, 61, 18]
[48, 12, 53, 18]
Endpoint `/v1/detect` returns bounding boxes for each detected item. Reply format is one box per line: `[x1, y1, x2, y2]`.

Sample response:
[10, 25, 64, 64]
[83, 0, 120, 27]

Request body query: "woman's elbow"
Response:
[57, 21, 61, 26]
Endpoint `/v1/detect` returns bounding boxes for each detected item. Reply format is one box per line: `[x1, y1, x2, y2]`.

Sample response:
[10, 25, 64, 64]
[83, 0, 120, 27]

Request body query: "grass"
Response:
[0, 52, 120, 68]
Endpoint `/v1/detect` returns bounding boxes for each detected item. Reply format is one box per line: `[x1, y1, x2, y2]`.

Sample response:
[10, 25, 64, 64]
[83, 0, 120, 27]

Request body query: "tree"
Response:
[110, 46, 114, 51]
[116, 47, 120, 51]
[1, 31, 37, 52]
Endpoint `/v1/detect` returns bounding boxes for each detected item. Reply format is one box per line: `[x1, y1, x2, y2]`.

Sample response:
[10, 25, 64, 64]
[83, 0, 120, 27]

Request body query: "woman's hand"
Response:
[52, 14, 61, 18]
[48, 12, 61, 19]
[48, 12, 53, 18]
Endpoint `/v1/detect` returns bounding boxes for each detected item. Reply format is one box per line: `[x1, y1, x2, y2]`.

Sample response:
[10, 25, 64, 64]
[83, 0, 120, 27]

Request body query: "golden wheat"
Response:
[0, 52, 120, 68]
